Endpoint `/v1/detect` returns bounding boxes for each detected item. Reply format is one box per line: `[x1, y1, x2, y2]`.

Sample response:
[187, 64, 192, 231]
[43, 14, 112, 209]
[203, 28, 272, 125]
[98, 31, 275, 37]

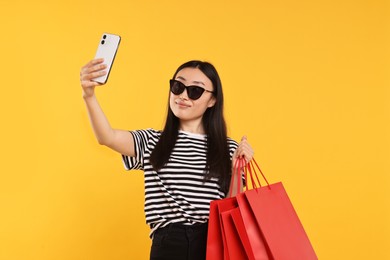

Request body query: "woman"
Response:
[80, 59, 254, 260]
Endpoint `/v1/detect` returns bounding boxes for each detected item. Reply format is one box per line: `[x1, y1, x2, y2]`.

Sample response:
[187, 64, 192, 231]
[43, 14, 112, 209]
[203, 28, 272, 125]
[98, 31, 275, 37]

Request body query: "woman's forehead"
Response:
[175, 68, 212, 86]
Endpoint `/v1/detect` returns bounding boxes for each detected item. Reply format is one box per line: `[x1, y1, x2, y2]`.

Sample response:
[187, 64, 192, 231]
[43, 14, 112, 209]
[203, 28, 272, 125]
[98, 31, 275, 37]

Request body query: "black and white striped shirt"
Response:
[121, 128, 238, 236]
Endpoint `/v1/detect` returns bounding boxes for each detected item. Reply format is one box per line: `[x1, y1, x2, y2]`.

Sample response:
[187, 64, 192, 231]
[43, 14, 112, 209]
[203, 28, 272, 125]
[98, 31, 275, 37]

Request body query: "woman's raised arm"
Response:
[80, 58, 135, 157]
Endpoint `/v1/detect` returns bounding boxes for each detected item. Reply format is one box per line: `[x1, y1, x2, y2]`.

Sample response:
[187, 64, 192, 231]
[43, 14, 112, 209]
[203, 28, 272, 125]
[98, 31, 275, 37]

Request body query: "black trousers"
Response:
[150, 223, 208, 260]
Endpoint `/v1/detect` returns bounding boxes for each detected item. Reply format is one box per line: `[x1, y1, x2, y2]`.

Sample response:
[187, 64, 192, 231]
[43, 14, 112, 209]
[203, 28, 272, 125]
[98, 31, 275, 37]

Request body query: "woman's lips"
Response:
[176, 101, 191, 108]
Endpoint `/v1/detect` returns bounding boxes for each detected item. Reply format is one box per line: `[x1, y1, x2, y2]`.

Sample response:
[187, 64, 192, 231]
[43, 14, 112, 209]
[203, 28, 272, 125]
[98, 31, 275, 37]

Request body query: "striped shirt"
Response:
[121, 128, 238, 236]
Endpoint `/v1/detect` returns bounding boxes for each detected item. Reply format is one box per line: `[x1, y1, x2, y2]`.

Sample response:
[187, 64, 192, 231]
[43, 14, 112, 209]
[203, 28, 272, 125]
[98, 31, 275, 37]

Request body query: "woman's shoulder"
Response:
[146, 128, 162, 135]
[131, 128, 162, 139]
[227, 137, 239, 149]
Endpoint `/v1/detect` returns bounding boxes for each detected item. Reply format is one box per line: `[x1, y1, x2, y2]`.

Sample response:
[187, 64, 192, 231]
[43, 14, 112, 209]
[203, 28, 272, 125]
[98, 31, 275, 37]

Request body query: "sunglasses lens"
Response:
[170, 80, 208, 100]
[187, 87, 205, 100]
[170, 80, 185, 95]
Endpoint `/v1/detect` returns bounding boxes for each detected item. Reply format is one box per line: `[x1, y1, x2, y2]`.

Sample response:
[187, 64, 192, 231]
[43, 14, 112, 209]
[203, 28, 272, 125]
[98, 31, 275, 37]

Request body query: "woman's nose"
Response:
[179, 88, 189, 99]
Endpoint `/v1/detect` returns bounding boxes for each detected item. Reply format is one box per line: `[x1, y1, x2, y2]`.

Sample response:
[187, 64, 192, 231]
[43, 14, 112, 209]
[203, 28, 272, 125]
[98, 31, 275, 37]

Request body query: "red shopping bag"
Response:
[235, 192, 270, 260]
[206, 160, 244, 260]
[221, 208, 248, 260]
[207, 159, 269, 260]
[229, 207, 258, 260]
[208, 157, 317, 260]
[206, 194, 238, 260]
[243, 160, 318, 260]
[245, 182, 317, 259]
[229, 160, 271, 260]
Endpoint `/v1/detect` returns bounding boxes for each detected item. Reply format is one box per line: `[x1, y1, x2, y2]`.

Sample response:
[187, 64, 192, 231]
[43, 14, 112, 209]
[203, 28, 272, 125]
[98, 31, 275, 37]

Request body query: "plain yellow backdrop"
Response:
[0, 0, 389, 259]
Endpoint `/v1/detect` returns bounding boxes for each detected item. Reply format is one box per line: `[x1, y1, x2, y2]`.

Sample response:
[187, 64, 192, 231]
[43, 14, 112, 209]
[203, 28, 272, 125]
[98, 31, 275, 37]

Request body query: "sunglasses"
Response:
[170, 79, 214, 100]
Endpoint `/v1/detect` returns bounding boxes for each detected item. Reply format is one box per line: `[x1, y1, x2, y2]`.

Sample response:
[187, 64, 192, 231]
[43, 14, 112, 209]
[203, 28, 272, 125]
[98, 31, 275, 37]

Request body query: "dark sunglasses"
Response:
[170, 79, 214, 100]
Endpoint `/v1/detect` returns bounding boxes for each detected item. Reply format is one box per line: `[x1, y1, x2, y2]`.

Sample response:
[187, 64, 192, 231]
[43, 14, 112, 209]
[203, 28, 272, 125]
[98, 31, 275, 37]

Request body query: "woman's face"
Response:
[169, 67, 216, 125]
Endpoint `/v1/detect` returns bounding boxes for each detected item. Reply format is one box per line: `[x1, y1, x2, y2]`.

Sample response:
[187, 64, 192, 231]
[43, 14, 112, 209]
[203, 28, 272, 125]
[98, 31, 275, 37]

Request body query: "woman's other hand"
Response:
[232, 136, 254, 166]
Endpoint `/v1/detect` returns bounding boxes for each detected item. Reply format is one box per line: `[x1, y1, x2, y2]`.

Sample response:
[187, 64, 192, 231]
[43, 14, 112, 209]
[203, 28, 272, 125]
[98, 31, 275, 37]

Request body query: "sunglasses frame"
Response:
[170, 79, 214, 100]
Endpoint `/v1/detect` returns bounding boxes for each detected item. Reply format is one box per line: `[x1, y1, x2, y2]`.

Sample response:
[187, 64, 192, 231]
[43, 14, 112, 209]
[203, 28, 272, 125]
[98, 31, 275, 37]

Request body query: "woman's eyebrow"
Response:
[176, 76, 186, 81]
[176, 76, 205, 86]
[192, 81, 205, 86]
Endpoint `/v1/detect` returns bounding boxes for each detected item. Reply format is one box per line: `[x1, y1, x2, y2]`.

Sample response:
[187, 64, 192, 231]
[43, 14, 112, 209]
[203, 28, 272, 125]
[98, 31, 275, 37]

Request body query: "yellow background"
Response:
[0, 0, 389, 259]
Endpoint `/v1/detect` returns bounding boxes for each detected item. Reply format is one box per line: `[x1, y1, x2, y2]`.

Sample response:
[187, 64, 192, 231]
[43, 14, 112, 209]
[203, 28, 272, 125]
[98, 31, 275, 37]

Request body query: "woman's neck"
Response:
[179, 120, 205, 135]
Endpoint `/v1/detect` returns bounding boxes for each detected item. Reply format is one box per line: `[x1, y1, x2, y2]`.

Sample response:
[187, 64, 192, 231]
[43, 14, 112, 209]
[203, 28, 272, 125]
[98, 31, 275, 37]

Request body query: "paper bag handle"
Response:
[228, 158, 245, 197]
[229, 157, 270, 196]
[244, 158, 271, 191]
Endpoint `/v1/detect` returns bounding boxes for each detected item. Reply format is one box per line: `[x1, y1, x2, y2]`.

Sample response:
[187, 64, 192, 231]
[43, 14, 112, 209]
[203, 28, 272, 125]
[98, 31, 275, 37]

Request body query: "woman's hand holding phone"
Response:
[80, 58, 107, 98]
[80, 33, 121, 98]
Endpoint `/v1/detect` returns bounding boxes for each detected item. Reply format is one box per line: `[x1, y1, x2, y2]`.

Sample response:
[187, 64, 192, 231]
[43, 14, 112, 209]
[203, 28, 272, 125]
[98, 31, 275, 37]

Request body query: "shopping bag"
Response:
[229, 207, 257, 260]
[207, 158, 268, 260]
[245, 182, 317, 259]
[220, 208, 248, 260]
[243, 160, 318, 260]
[227, 160, 271, 260]
[206, 194, 238, 260]
[208, 157, 318, 260]
[206, 160, 244, 260]
[235, 192, 270, 260]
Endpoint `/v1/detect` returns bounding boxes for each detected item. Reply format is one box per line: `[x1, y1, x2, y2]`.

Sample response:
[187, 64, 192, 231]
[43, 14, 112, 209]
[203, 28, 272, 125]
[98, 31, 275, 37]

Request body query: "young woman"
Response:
[80, 59, 254, 260]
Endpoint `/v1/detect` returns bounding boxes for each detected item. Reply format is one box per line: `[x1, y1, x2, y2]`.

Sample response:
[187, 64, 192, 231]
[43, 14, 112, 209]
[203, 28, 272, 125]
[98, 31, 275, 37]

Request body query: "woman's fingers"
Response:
[80, 79, 101, 88]
[82, 58, 104, 69]
[84, 63, 107, 75]
[80, 58, 107, 87]
[80, 59, 107, 98]
[235, 135, 254, 163]
[81, 69, 107, 81]
[81, 59, 106, 76]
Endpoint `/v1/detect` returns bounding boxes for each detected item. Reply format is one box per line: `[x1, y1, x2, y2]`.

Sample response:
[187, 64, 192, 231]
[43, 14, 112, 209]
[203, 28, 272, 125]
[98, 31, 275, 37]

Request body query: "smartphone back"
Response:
[93, 33, 121, 84]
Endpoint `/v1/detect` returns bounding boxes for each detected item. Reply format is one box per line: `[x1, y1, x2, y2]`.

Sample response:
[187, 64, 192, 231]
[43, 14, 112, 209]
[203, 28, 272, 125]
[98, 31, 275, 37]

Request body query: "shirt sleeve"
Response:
[121, 129, 153, 171]
[228, 138, 239, 160]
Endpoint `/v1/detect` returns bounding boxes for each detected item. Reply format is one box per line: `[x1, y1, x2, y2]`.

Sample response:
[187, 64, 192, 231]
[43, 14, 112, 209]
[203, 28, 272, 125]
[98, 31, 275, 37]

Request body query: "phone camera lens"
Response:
[103, 35, 107, 39]
[101, 40, 105, 44]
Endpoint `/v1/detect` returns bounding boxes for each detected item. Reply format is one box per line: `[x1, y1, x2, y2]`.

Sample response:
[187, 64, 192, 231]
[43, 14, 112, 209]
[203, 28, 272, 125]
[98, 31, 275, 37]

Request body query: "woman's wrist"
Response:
[82, 90, 95, 101]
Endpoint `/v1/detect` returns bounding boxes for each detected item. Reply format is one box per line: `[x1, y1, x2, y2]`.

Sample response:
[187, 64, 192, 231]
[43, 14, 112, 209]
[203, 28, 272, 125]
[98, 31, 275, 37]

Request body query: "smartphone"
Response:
[93, 33, 121, 84]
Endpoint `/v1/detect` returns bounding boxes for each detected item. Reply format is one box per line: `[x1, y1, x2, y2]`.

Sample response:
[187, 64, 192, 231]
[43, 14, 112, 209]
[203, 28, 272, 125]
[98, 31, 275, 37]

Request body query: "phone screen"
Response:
[93, 33, 121, 84]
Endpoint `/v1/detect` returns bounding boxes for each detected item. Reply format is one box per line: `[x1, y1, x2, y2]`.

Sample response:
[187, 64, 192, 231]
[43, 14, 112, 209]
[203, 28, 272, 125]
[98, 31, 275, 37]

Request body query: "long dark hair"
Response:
[149, 60, 232, 194]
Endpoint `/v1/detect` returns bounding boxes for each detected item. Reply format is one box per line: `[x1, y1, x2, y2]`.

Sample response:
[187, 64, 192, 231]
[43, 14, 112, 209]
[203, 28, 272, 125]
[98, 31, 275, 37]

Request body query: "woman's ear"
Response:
[207, 96, 217, 108]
